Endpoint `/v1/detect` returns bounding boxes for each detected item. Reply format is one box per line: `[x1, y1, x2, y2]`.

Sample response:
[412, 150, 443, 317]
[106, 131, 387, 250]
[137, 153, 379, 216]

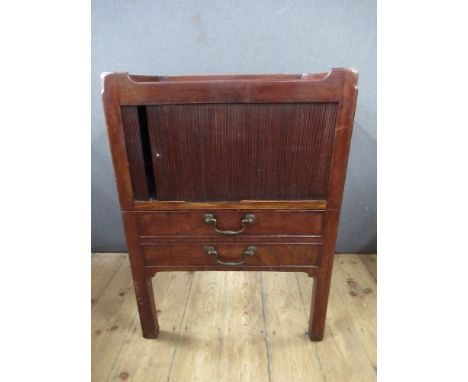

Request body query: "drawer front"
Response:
[142, 243, 320, 267]
[137, 210, 323, 237]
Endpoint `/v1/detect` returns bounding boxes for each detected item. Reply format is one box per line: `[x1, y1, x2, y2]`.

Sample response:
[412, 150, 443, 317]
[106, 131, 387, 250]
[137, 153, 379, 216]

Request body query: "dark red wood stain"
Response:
[102, 69, 358, 341]
[144, 103, 337, 201]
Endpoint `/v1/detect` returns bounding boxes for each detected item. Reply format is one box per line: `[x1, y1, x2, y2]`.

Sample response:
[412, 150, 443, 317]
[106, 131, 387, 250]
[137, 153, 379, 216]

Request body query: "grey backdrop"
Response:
[92, 0, 376, 253]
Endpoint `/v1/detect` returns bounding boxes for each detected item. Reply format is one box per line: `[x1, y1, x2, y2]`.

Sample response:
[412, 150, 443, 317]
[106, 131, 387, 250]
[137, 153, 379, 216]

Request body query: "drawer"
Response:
[142, 243, 320, 267]
[136, 210, 323, 237]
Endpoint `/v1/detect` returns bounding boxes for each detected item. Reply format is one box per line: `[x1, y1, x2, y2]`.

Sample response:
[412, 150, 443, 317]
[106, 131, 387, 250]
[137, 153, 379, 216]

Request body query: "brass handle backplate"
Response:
[203, 213, 256, 235]
[204, 246, 257, 266]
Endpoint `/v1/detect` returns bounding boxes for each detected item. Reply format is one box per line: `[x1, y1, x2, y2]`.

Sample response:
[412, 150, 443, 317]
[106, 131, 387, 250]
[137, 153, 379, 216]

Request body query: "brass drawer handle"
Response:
[204, 246, 257, 266]
[203, 213, 256, 235]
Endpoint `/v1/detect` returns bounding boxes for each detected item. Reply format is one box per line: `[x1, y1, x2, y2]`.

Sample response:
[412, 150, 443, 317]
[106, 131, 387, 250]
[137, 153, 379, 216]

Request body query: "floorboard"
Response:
[91, 253, 377, 382]
[360, 254, 377, 281]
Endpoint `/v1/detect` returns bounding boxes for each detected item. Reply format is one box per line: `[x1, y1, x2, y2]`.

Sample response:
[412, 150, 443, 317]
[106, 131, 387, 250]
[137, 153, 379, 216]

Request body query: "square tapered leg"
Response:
[308, 272, 332, 341]
[133, 277, 159, 338]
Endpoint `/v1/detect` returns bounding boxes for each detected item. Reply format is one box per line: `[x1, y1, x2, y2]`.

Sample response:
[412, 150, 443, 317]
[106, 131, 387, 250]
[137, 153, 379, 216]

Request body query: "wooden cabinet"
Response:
[102, 69, 358, 341]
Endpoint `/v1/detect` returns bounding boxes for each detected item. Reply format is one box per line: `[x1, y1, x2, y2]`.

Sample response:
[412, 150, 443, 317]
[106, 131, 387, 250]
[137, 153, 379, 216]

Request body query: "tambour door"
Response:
[120, 102, 338, 202]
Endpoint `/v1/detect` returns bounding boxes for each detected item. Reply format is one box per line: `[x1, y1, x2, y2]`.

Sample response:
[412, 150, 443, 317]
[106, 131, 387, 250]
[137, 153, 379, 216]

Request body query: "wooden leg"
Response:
[308, 271, 332, 341]
[133, 277, 159, 338]
[121, 213, 159, 338]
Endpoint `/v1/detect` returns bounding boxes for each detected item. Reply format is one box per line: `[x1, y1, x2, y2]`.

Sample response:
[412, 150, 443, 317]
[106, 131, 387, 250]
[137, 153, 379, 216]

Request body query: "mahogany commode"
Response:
[101, 68, 358, 341]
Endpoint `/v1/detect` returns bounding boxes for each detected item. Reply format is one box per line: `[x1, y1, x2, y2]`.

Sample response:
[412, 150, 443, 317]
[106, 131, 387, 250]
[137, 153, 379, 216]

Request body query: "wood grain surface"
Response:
[92, 253, 376, 382]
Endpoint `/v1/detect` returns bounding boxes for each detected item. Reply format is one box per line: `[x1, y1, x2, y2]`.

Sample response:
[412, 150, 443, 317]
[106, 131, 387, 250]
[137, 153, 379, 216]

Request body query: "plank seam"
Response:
[216, 272, 228, 380]
[92, 256, 127, 306]
[165, 272, 196, 382]
[359, 255, 377, 282]
[259, 272, 273, 382]
[334, 258, 377, 370]
[294, 273, 326, 381]
[104, 312, 139, 382]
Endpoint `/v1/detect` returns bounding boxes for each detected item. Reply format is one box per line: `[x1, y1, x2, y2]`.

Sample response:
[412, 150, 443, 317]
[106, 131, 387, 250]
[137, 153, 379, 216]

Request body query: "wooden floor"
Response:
[92, 253, 376, 382]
